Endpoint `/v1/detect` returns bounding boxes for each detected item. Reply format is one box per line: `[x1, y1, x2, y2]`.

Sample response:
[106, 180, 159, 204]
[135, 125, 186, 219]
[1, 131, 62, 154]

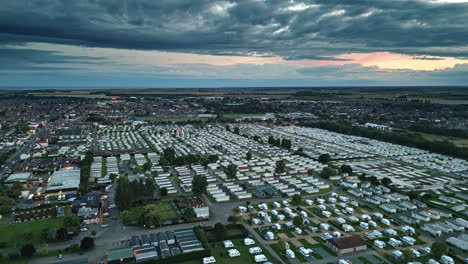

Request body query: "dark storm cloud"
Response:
[0, 0, 467, 60]
[0, 47, 105, 70]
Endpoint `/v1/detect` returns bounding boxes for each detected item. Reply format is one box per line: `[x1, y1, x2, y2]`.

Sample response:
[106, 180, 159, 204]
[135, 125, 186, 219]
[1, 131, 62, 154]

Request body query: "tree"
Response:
[163, 148, 176, 165]
[208, 154, 219, 163]
[402, 248, 414, 263]
[0, 196, 13, 214]
[268, 136, 275, 145]
[275, 160, 285, 174]
[142, 205, 162, 227]
[225, 125, 231, 132]
[246, 151, 252, 160]
[226, 164, 237, 179]
[234, 127, 240, 135]
[340, 164, 353, 174]
[278, 240, 288, 252]
[80, 237, 95, 251]
[91, 230, 96, 236]
[184, 207, 196, 220]
[307, 169, 315, 176]
[160, 187, 168, 197]
[192, 175, 208, 196]
[381, 177, 392, 187]
[431, 241, 448, 259]
[291, 194, 302, 206]
[227, 215, 238, 223]
[318, 153, 331, 163]
[282, 139, 292, 150]
[63, 214, 80, 227]
[320, 167, 337, 179]
[20, 244, 36, 257]
[293, 215, 303, 227]
[143, 162, 152, 171]
[41, 244, 49, 256]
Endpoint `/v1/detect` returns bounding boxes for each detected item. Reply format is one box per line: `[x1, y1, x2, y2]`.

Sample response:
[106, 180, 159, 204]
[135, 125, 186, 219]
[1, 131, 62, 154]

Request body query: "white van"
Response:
[322, 211, 332, 218]
[282, 200, 289, 206]
[271, 209, 278, 216]
[277, 214, 285, 221]
[223, 240, 234, 248]
[360, 222, 369, 229]
[381, 218, 391, 226]
[305, 199, 314, 206]
[203, 256, 216, 264]
[299, 247, 311, 257]
[238, 206, 247, 213]
[228, 249, 240, 257]
[300, 211, 308, 218]
[254, 254, 267, 263]
[244, 238, 255, 246]
[295, 227, 303, 235]
[286, 249, 295, 259]
[249, 247, 262, 255]
[266, 231, 274, 240]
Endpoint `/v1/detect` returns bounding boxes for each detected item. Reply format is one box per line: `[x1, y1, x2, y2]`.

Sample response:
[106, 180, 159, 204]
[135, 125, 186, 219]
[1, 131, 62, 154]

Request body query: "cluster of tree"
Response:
[293, 147, 308, 157]
[160, 148, 218, 166]
[0, 148, 15, 166]
[78, 151, 94, 194]
[0, 122, 9, 131]
[183, 207, 196, 221]
[339, 164, 353, 174]
[267, 136, 292, 149]
[142, 204, 162, 227]
[64, 214, 80, 227]
[192, 175, 208, 196]
[358, 173, 381, 186]
[80, 237, 95, 251]
[15, 123, 30, 134]
[225, 164, 237, 179]
[275, 159, 286, 174]
[299, 121, 468, 160]
[86, 113, 106, 123]
[318, 153, 331, 163]
[115, 176, 156, 210]
[320, 166, 338, 179]
[291, 194, 302, 206]
[40, 227, 76, 242]
[408, 123, 468, 139]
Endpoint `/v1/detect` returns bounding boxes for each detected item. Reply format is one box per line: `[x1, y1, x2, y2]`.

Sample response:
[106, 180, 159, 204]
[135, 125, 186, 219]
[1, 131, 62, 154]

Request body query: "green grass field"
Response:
[0, 217, 64, 247]
[411, 131, 468, 148]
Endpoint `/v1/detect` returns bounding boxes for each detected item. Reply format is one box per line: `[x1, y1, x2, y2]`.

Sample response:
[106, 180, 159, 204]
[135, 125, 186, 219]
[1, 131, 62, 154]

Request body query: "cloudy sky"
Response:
[1, 0, 468, 87]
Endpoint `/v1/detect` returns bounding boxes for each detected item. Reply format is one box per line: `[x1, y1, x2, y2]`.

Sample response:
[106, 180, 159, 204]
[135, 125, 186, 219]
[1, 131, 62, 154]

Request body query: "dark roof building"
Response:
[326, 235, 367, 255]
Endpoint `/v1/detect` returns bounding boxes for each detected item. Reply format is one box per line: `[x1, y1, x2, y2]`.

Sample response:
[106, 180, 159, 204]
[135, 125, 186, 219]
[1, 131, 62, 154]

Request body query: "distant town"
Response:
[0, 87, 467, 264]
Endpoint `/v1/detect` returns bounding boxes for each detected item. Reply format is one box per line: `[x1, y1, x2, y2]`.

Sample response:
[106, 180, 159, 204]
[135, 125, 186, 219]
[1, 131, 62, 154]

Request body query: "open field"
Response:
[0, 217, 64, 247]
[6, 87, 466, 104]
[412, 131, 468, 148]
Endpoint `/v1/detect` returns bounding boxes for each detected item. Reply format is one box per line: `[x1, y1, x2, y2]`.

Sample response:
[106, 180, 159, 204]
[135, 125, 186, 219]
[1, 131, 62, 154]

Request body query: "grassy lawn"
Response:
[122, 202, 178, 225]
[0, 217, 64, 247]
